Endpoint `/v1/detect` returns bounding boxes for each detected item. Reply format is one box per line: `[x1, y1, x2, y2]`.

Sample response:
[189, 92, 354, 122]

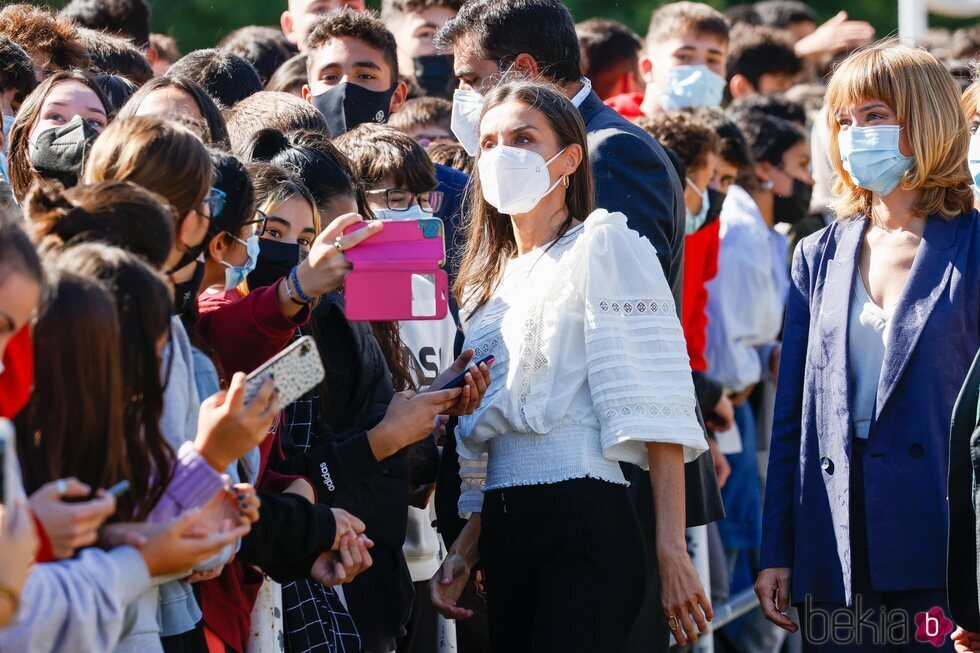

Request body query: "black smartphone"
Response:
[438, 355, 495, 391]
[64, 479, 131, 503]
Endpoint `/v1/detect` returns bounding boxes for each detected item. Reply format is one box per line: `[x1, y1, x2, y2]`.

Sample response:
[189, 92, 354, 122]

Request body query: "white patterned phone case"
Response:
[244, 336, 325, 407]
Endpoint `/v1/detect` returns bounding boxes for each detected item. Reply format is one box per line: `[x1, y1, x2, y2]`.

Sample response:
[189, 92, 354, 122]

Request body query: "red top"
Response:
[196, 280, 310, 377]
[0, 326, 33, 419]
[604, 91, 645, 122]
[195, 280, 313, 653]
[682, 220, 721, 372]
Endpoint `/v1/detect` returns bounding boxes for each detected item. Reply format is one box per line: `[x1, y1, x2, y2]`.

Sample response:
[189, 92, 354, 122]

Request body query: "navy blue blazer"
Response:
[576, 90, 724, 529]
[761, 211, 980, 606]
[577, 91, 686, 305]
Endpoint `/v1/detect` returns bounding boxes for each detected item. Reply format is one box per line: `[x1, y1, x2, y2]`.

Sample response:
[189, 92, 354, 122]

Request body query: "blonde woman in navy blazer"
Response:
[756, 41, 980, 652]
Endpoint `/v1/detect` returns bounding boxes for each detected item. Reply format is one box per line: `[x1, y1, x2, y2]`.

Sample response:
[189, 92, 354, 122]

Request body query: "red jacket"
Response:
[605, 91, 645, 122]
[195, 280, 313, 653]
[196, 281, 309, 377]
[0, 326, 33, 419]
[682, 220, 721, 372]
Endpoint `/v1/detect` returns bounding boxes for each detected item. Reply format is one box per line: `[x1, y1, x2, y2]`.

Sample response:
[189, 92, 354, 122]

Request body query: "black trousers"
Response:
[479, 478, 647, 653]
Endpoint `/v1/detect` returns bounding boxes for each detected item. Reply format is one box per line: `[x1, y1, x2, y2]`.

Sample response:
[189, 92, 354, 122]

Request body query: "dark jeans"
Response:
[479, 477, 647, 653]
[799, 440, 952, 653]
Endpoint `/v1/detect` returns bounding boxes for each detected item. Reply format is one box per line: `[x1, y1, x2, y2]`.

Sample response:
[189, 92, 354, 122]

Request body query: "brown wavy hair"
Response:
[58, 243, 176, 519]
[825, 40, 974, 220]
[454, 80, 595, 316]
[15, 269, 134, 518]
[0, 4, 90, 74]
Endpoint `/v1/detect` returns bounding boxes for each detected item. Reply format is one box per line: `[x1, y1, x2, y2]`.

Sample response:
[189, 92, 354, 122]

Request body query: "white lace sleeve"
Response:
[457, 454, 486, 518]
[582, 212, 708, 466]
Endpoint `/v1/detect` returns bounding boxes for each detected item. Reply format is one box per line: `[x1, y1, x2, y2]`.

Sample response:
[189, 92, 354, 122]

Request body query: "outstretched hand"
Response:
[429, 552, 474, 620]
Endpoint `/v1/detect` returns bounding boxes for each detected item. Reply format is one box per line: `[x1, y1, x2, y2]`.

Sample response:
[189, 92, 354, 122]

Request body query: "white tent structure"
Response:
[899, 0, 980, 40]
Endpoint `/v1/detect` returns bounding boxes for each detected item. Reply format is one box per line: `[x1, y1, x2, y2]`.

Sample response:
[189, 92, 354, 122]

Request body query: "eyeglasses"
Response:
[200, 187, 227, 219]
[244, 209, 268, 237]
[365, 189, 444, 214]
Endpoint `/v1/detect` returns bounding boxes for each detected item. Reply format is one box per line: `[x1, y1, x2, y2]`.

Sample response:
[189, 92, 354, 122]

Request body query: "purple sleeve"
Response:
[147, 442, 226, 523]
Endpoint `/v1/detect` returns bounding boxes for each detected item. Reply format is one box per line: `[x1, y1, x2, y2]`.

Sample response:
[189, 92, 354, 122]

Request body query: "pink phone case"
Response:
[343, 218, 448, 321]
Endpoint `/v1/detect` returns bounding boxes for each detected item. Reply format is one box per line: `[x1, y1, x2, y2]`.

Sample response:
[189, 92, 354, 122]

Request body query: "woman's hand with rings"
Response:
[293, 213, 383, 298]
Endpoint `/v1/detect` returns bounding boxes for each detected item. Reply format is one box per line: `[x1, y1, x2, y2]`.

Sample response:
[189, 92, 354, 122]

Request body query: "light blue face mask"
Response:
[685, 178, 710, 234]
[660, 64, 727, 111]
[968, 129, 980, 189]
[373, 204, 432, 221]
[837, 125, 914, 196]
[2, 114, 13, 150]
[221, 233, 259, 290]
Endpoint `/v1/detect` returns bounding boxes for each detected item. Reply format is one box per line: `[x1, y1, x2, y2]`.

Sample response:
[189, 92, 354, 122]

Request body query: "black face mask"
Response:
[166, 214, 210, 277]
[773, 177, 813, 226]
[172, 259, 205, 316]
[413, 54, 455, 100]
[247, 239, 302, 290]
[30, 115, 100, 189]
[311, 82, 395, 137]
[705, 188, 726, 227]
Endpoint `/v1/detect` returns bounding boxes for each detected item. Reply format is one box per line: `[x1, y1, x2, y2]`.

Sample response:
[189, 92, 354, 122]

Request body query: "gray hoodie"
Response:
[0, 546, 151, 653]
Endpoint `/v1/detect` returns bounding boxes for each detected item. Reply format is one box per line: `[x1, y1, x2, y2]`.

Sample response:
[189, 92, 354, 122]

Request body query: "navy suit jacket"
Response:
[761, 211, 980, 605]
[578, 91, 723, 527]
[948, 349, 980, 630]
[578, 91, 686, 305]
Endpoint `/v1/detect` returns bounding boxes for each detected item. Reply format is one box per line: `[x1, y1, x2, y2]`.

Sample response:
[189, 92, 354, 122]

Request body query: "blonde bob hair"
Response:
[961, 79, 980, 123]
[825, 40, 973, 220]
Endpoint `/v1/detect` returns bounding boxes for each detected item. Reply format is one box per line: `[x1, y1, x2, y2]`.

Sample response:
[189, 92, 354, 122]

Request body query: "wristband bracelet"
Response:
[290, 266, 315, 304]
[282, 275, 308, 306]
[0, 584, 19, 614]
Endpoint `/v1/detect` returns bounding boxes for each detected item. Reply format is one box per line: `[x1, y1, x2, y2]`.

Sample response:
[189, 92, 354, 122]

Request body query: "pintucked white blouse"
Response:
[456, 209, 707, 515]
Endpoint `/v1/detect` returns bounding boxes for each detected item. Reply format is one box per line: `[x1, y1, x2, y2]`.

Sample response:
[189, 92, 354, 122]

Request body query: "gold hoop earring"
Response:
[563, 175, 569, 188]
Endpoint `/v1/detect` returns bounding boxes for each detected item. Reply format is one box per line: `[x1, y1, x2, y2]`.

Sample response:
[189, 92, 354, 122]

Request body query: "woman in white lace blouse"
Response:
[428, 80, 711, 651]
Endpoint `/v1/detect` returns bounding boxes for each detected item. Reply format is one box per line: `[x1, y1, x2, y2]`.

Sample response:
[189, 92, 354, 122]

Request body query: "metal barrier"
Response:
[671, 587, 762, 651]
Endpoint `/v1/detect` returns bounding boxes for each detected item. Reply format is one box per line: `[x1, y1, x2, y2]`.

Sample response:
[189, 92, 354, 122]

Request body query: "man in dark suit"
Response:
[948, 349, 980, 650]
[431, 1, 723, 650]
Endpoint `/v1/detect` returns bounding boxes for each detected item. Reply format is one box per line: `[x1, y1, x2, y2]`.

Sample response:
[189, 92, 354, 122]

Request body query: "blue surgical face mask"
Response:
[2, 114, 13, 152]
[968, 129, 980, 189]
[660, 65, 726, 111]
[685, 178, 710, 234]
[373, 204, 432, 221]
[221, 233, 259, 290]
[837, 125, 914, 196]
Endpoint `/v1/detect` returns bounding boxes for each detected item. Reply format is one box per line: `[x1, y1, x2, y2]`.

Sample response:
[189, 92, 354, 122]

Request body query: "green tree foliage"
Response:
[42, 0, 976, 53]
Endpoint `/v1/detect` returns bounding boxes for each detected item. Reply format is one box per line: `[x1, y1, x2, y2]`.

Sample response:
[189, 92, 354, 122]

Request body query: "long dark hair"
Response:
[27, 179, 176, 270]
[117, 75, 230, 147]
[59, 243, 176, 519]
[455, 80, 595, 315]
[15, 270, 133, 517]
[7, 69, 112, 203]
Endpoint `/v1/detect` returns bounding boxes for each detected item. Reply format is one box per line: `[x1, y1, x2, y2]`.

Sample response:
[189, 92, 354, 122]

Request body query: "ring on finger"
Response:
[667, 615, 680, 632]
[55, 478, 69, 496]
[333, 237, 345, 254]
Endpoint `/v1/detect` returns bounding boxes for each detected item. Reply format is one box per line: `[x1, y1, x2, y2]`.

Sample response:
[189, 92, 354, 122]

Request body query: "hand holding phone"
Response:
[431, 351, 493, 417]
[244, 336, 325, 408]
[196, 372, 280, 473]
[438, 355, 495, 391]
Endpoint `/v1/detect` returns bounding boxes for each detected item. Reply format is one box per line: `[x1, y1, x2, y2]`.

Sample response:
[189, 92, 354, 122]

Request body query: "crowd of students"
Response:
[0, 1, 978, 653]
